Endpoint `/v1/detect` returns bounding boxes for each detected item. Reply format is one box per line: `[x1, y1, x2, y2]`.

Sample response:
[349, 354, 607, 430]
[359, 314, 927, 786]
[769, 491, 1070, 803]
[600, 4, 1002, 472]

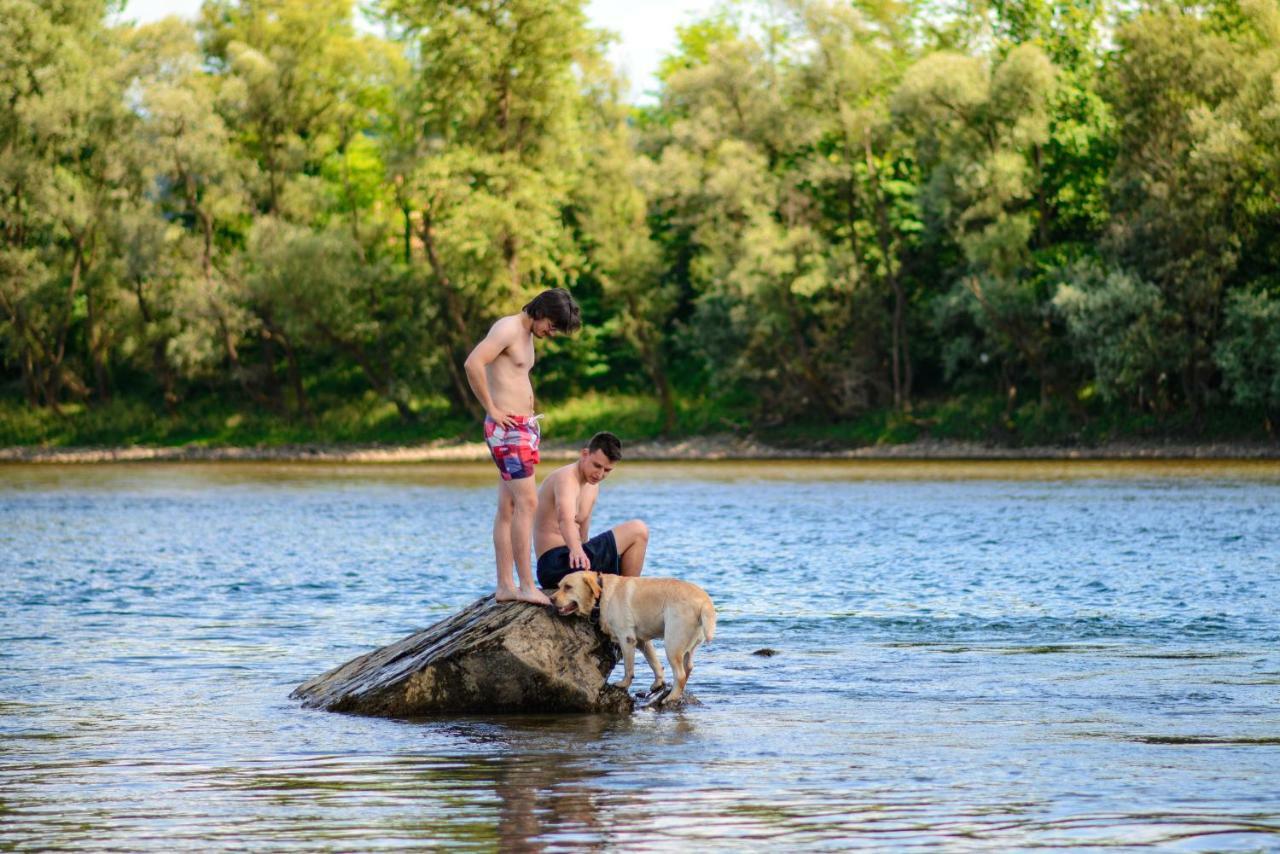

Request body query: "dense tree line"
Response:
[2, 0, 1278, 437]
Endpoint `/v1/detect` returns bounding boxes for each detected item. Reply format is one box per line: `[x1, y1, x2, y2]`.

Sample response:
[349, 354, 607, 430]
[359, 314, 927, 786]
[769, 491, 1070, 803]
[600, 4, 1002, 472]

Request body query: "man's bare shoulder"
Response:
[538, 462, 579, 496]
[487, 314, 526, 343]
[473, 315, 517, 356]
[548, 462, 580, 485]
[468, 314, 524, 366]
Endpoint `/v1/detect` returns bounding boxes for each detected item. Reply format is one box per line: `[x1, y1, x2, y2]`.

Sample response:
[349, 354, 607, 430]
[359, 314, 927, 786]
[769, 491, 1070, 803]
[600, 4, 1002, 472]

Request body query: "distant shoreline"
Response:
[2, 436, 1278, 464]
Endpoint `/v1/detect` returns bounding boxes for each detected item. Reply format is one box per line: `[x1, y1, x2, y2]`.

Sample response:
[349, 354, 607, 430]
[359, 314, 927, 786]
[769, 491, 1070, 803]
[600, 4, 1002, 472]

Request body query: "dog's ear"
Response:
[584, 572, 601, 602]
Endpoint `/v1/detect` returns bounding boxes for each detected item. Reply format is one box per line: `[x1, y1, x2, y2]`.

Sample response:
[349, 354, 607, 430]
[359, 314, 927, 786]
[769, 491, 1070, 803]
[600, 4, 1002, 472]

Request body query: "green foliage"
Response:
[655, 12, 742, 84]
[1053, 263, 1184, 408]
[372, 0, 601, 411]
[1104, 1, 1280, 411]
[1216, 289, 1280, 415]
[3, 0, 1278, 448]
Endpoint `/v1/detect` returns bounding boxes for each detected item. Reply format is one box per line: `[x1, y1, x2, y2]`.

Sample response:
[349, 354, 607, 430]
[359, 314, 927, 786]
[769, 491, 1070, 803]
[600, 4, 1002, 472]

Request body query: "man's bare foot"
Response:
[495, 586, 520, 602]
[514, 585, 551, 606]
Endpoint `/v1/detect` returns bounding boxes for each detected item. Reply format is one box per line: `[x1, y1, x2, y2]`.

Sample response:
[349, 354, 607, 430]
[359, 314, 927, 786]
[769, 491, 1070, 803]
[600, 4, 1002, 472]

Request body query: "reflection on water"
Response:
[2, 461, 1279, 850]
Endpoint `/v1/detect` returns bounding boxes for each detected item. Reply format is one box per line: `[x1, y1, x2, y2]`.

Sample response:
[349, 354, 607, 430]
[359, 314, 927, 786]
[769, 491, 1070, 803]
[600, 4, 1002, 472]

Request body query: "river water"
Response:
[2, 460, 1278, 851]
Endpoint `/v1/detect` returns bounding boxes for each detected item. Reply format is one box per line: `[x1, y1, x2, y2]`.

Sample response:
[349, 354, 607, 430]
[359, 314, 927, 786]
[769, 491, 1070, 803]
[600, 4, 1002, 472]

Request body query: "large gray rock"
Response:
[291, 595, 633, 716]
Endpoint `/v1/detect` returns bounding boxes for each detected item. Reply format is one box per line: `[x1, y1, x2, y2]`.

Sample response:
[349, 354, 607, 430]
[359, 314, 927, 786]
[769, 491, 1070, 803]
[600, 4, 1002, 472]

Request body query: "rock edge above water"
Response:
[291, 595, 633, 716]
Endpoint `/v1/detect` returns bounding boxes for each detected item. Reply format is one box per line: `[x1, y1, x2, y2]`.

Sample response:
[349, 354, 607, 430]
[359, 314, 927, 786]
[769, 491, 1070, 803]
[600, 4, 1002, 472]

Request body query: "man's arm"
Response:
[554, 475, 591, 570]
[463, 320, 516, 428]
[577, 488, 596, 544]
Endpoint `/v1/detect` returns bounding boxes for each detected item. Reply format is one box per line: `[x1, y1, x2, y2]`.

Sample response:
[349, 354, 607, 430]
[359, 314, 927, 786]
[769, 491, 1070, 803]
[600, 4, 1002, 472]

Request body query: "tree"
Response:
[1216, 290, 1280, 431]
[895, 42, 1063, 407]
[1104, 1, 1277, 413]
[1053, 262, 1184, 409]
[380, 0, 599, 411]
[199, 0, 370, 219]
[643, 9, 888, 420]
[573, 66, 679, 430]
[0, 0, 130, 408]
[121, 17, 257, 408]
[788, 0, 921, 410]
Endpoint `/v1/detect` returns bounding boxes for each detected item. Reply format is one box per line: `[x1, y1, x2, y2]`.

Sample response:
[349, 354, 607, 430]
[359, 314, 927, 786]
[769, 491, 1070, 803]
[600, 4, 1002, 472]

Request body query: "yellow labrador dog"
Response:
[550, 571, 716, 705]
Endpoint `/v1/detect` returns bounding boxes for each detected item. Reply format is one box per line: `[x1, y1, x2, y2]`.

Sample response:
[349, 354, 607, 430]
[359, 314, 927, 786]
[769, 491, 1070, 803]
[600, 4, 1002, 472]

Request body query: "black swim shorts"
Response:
[536, 530, 620, 589]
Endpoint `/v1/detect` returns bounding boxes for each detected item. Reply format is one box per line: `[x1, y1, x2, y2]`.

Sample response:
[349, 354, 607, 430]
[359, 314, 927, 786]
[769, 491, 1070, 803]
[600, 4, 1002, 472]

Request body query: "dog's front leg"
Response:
[640, 640, 665, 694]
[615, 633, 637, 690]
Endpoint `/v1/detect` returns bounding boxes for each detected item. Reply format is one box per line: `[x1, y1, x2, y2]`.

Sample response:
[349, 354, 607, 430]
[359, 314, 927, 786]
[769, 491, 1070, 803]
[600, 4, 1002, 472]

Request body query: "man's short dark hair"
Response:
[523, 288, 581, 334]
[588, 431, 622, 462]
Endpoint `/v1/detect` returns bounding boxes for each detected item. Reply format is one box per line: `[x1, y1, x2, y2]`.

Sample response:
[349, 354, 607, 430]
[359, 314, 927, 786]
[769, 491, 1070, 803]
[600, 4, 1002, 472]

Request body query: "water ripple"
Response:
[2, 461, 1279, 849]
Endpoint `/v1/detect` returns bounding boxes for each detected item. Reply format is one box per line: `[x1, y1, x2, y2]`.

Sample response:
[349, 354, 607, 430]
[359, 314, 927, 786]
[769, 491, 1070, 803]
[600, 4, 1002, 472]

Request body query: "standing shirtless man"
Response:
[464, 288, 581, 605]
[533, 431, 650, 590]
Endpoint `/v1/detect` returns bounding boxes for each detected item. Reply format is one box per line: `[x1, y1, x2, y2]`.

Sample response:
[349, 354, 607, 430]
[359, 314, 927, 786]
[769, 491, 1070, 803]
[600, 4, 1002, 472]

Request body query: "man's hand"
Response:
[488, 409, 518, 430]
[569, 546, 591, 571]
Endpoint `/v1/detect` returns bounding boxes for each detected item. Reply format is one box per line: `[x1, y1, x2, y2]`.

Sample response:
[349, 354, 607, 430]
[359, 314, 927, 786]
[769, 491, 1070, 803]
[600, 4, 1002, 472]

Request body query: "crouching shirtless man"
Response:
[533, 432, 649, 590]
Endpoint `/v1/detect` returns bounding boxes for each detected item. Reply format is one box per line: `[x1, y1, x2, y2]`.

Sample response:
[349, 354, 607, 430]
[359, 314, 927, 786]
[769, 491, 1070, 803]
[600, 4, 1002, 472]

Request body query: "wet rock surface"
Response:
[292, 595, 632, 716]
[634, 689, 701, 711]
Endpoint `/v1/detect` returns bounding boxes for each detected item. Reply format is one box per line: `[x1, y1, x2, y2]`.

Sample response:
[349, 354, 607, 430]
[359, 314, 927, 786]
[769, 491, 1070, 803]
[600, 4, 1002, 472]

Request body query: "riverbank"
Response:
[3, 435, 1277, 463]
[4, 391, 1276, 462]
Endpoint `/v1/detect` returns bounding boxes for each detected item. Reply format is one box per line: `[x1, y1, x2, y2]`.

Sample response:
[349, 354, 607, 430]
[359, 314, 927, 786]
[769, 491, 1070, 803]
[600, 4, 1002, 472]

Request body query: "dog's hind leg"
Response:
[641, 640, 665, 694]
[663, 651, 688, 704]
[662, 633, 696, 704]
[674, 639, 707, 700]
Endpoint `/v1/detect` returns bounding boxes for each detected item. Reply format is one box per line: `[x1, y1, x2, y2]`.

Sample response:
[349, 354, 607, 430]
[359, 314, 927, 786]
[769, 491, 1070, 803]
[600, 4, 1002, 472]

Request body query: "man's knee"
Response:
[512, 486, 538, 514]
[495, 493, 515, 521]
[618, 519, 648, 547]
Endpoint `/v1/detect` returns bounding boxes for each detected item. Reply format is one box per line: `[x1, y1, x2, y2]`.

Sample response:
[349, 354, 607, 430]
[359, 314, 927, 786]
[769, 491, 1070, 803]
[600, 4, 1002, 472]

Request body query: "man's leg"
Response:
[612, 519, 649, 577]
[505, 475, 550, 605]
[493, 481, 518, 601]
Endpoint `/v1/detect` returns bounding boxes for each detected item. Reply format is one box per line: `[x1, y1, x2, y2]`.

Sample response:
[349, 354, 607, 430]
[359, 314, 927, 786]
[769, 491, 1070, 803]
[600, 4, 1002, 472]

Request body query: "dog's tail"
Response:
[700, 601, 717, 644]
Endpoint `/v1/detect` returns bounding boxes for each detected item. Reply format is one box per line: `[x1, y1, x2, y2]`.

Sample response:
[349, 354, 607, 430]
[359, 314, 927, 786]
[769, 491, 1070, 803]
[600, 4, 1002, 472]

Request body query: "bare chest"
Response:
[497, 334, 534, 372]
[574, 485, 598, 525]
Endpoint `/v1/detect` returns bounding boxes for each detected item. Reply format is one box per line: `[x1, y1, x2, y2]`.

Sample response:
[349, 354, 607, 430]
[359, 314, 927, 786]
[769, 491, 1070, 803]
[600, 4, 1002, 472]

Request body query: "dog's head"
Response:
[549, 571, 601, 618]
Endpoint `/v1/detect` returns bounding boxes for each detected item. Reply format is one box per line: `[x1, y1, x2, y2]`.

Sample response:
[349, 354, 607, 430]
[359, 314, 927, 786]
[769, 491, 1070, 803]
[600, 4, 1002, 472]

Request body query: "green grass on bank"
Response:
[756, 396, 1274, 448]
[0, 389, 1273, 450]
[0, 390, 733, 448]
[0, 392, 466, 448]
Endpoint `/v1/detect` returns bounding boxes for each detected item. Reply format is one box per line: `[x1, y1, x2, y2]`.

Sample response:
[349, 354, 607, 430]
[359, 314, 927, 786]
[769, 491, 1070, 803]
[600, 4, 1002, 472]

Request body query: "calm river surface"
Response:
[2, 460, 1279, 851]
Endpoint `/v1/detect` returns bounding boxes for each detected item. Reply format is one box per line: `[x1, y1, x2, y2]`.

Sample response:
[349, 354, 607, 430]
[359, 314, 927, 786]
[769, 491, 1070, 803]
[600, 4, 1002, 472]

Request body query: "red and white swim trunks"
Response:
[484, 414, 541, 481]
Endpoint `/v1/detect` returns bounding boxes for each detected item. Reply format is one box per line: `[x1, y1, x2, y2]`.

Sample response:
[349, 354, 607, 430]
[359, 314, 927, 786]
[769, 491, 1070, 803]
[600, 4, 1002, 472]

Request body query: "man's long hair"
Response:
[522, 288, 582, 333]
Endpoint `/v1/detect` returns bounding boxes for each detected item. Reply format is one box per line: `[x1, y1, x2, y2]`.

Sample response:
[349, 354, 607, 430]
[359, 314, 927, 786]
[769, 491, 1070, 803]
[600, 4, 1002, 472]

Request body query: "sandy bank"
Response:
[1, 435, 1277, 464]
